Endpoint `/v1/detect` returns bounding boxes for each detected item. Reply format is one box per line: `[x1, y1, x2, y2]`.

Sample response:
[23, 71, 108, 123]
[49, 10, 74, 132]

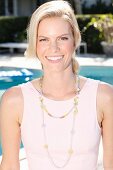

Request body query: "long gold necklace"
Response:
[39, 76, 80, 168]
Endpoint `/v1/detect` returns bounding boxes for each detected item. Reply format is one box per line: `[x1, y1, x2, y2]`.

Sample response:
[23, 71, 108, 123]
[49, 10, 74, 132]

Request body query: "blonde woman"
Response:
[0, 1, 113, 170]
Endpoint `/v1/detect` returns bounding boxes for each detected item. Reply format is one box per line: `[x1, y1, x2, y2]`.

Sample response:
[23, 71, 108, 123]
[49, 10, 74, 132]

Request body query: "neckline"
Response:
[28, 77, 89, 102]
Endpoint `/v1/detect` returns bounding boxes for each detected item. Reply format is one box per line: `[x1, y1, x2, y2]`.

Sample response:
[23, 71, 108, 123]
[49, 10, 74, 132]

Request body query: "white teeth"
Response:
[46, 56, 63, 61]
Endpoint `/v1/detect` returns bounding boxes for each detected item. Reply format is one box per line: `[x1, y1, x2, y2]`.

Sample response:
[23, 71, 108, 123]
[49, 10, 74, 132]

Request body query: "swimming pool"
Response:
[0, 65, 113, 155]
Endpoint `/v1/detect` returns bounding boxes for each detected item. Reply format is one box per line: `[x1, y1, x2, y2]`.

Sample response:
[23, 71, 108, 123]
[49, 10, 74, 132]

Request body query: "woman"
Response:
[0, 1, 113, 170]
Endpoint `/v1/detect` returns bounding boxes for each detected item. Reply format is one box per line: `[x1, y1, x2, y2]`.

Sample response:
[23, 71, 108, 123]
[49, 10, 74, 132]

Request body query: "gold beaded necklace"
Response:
[39, 75, 80, 168]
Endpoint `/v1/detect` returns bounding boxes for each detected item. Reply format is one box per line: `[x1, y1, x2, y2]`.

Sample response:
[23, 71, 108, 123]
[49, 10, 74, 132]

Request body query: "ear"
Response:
[73, 36, 77, 50]
[73, 40, 77, 52]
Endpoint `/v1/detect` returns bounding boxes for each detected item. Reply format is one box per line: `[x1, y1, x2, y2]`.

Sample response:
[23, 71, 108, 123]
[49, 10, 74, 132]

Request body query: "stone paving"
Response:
[0, 53, 113, 69]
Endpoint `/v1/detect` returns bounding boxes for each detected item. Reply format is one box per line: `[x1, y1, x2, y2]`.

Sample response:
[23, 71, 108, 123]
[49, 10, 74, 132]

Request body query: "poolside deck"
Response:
[0, 53, 113, 69]
[0, 52, 113, 169]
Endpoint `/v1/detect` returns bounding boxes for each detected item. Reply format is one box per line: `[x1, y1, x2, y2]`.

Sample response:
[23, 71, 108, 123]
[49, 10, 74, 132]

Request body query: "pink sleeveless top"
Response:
[20, 78, 101, 170]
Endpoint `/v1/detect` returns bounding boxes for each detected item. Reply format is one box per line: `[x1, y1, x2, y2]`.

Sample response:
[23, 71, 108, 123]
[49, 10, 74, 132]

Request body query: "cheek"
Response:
[64, 38, 75, 53]
[36, 45, 43, 61]
[36, 44, 46, 56]
[65, 43, 75, 54]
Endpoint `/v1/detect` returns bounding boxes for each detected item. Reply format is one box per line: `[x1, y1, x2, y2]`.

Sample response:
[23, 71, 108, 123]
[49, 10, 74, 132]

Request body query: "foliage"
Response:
[0, 16, 29, 43]
[77, 15, 103, 53]
[85, 15, 113, 43]
[0, 14, 112, 54]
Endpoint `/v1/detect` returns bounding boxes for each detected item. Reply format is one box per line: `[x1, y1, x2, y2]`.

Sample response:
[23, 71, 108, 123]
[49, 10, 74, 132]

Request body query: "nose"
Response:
[49, 40, 60, 51]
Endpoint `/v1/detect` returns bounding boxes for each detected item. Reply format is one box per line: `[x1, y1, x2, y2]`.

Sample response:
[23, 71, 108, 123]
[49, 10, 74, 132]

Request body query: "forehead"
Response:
[37, 17, 72, 36]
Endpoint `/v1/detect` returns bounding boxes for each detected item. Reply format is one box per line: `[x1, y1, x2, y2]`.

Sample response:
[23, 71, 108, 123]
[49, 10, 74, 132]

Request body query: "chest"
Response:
[21, 96, 101, 156]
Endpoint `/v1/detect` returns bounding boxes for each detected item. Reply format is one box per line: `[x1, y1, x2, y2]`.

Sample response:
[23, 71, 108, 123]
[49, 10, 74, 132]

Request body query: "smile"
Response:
[46, 56, 63, 61]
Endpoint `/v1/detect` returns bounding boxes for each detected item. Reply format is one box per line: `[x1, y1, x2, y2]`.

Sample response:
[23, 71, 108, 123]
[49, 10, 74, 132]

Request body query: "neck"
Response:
[40, 71, 77, 100]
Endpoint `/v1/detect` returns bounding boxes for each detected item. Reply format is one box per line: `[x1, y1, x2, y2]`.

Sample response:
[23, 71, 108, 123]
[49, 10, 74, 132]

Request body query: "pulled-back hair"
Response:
[25, 0, 81, 73]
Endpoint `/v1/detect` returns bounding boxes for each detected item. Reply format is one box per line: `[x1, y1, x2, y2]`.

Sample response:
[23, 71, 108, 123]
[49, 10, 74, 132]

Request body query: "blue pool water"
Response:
[0, 65, 113, 156]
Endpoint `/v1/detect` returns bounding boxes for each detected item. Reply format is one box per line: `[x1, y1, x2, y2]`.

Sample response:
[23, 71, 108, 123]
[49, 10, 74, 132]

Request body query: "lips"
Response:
[46, 55, 63, 61]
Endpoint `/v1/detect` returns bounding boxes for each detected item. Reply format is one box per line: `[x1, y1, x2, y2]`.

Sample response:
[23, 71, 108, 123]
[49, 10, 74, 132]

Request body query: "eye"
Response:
[39, 38, 47, 42]
[60, 36, 69, 40]
[38, 37, 49, 42]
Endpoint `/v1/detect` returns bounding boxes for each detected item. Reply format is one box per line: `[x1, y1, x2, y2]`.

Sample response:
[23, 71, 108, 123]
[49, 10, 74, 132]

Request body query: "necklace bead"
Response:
[42, 123, 46, 127]
[44, 144, 48, 149]
[68, 148, 74, 155]
[70, 129, 75, 134]
[39, 75, 80, 168]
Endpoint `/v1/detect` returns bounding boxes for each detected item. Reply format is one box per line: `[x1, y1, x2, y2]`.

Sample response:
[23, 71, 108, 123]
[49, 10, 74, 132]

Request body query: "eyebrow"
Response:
[38, 34, 71, 38]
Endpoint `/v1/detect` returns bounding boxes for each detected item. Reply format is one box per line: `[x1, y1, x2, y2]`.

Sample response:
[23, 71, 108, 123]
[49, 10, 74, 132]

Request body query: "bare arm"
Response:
[0, 86, 23, 170]
[98, 83, 113, 170]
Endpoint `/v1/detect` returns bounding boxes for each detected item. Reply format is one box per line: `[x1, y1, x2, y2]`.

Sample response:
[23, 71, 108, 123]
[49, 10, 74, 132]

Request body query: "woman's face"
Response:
[36, 17, 75, 72]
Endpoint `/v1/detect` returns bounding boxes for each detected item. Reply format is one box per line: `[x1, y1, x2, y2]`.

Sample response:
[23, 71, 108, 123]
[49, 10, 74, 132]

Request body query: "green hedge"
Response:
[0, 15, 112, 54]
[0, 16, 29, 43]
[77, 15, 105, 54]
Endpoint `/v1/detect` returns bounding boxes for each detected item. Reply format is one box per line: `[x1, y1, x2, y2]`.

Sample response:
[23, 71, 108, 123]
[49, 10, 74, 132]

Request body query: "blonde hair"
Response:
[25, 0, 81, 73]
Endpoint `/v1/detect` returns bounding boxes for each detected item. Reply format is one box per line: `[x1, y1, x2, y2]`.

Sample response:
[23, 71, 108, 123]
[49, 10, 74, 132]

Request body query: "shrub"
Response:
[77, 15, 103, 53]
[90, 15, 113, 43]
[0, 15, 112, 54]
[0, 16, 29, 43]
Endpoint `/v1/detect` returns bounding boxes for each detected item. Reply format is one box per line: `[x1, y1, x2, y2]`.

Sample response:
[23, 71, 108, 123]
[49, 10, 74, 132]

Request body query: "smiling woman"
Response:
[0, 1, 113, 170]
[36, 17, 76, 71]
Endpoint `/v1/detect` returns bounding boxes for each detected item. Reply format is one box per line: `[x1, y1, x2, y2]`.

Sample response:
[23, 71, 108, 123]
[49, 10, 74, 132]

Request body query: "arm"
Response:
[0, 86, 23, 170]
[98, 83, 113, 170]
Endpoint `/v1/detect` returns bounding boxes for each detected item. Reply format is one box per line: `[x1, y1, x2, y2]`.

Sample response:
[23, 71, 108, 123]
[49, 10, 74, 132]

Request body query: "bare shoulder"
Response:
[0, 85, 23, 125]
[98, 81, 113, 101]
[0, 86, 23, 167]
[98, 82, 113, 116]
[1, 85, 23, 106]
[98, 82, 113, 166]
